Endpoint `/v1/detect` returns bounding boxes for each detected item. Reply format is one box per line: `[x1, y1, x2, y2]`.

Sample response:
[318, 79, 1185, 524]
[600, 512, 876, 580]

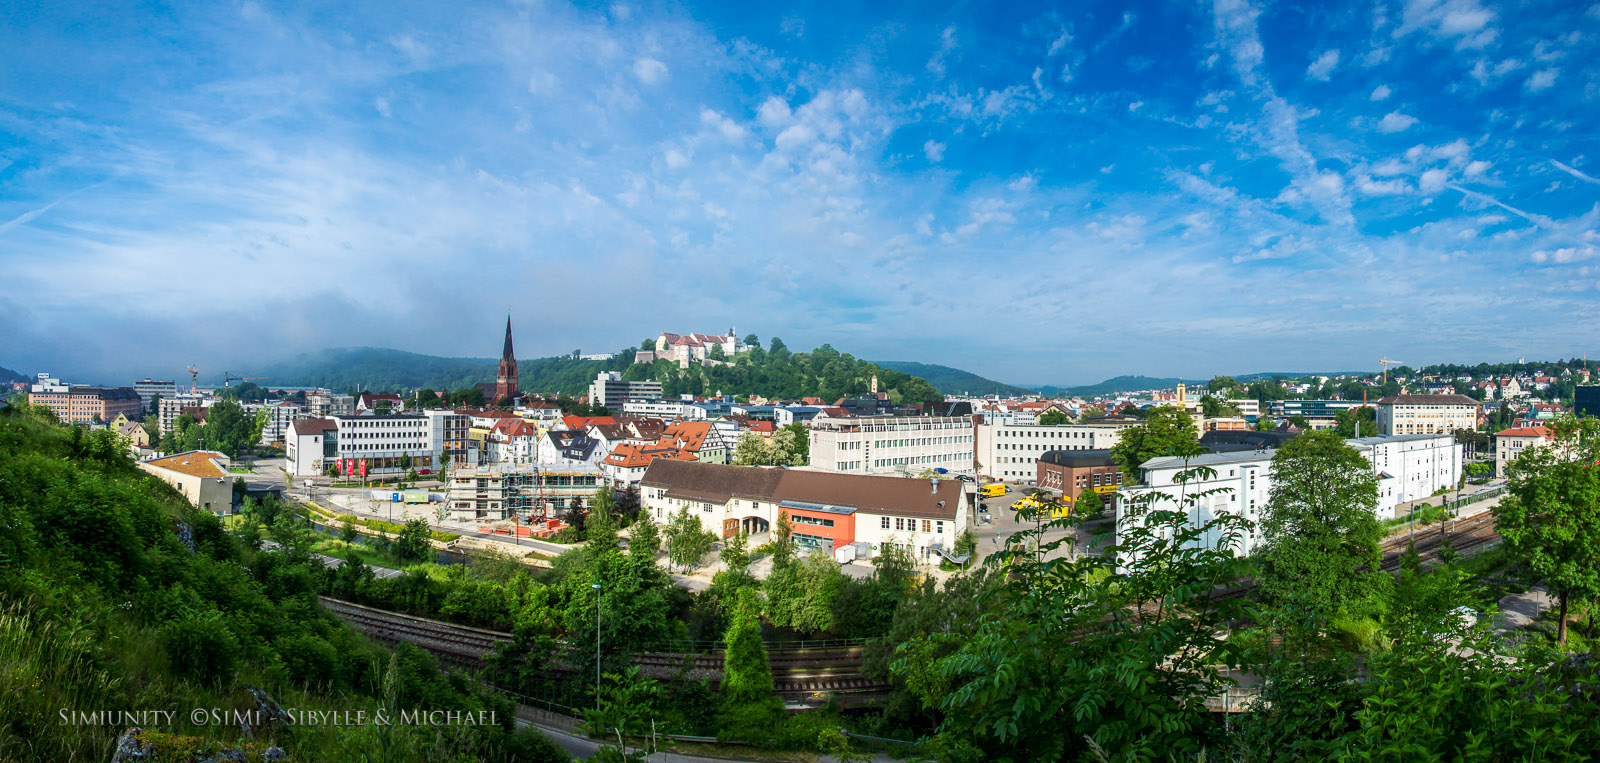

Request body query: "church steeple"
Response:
[495, 315, 519, 406]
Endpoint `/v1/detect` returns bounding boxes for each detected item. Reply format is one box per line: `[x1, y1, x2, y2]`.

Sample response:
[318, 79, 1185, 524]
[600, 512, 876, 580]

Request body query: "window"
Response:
[881, 517, 890, 529]
[936, 521, 944, 534]
[895, 518, 905, 531]
[921, 519, 931, 533]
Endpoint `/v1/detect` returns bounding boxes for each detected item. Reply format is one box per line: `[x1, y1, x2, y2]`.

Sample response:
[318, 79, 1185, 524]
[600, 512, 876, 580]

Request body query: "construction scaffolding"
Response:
[445, 463, 604, 523]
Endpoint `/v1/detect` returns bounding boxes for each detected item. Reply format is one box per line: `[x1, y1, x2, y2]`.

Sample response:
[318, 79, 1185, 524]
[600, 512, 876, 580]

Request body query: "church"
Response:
[474, 316, 521, 407]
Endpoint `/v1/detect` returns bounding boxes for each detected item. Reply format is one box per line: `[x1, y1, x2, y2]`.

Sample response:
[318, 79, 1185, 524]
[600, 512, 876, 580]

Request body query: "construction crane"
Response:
[224, 372, 268, 388]
[186, 365, 199, 395]
[1379, 357, 1404, 384]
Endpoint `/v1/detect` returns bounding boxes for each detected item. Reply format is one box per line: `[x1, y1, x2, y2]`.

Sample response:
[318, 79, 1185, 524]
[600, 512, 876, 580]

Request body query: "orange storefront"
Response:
[778, 501, 856, 553]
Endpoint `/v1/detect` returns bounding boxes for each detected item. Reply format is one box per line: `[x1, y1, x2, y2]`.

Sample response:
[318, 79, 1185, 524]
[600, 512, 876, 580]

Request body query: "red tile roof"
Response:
[563, 415, 618, 431]
[1495, 426, 1551, 437]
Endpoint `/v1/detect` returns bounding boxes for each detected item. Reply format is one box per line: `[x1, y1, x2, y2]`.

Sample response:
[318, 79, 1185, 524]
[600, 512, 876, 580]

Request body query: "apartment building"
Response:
[285, 411, 455, 477]
[588, 372, 664, 412]
[285, 418, 337, 477]
[807, 415, 974, 475]
[622, 398, 711, 420]
[158, 394, 214, 434]
[1494, 425, 1553, 477]
[639, 459, 969, 562]
[974, 418, 1138, 482]
[1375, 394, 1480, 436]
[305, 390, 355, 417]
[258, 400, 303, 446]
[28, 375, 144, 425]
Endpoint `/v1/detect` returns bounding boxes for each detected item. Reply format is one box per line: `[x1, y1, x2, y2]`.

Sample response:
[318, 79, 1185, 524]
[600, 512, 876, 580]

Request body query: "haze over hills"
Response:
[870, 361, 1035, 397]
[0, 366, 25, 384]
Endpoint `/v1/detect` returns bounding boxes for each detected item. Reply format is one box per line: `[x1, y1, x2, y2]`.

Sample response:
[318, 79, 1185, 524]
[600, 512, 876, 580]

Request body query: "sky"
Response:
[2, 0, 1599, 387]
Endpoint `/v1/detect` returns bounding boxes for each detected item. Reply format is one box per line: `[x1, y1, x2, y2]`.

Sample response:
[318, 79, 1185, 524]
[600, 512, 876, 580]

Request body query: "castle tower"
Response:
[495, 316, 519, 405]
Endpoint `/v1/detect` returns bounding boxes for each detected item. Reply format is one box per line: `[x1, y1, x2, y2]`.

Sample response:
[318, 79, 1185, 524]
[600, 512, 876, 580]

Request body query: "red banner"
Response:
[359, 459, 368, 477]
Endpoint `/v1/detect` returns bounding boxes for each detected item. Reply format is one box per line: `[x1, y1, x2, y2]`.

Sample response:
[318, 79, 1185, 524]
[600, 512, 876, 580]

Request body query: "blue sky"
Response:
[2, 0, 1598, 387]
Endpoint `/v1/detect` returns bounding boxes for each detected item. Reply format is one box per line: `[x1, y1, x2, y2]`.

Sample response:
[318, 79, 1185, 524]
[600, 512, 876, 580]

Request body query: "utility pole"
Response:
[592, 583, 603, 709]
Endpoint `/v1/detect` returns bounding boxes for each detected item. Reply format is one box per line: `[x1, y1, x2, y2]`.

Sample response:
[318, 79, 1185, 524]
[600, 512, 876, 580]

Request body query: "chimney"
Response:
[930, 477, 939, 495]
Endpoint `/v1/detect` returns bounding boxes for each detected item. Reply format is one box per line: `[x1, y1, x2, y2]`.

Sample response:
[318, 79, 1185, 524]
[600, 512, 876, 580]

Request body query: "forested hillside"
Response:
[0, 365, 24, 383]
[260, 340, 943, 406]
[871, 360, 1033, 396]
[0, 405, 565, 761]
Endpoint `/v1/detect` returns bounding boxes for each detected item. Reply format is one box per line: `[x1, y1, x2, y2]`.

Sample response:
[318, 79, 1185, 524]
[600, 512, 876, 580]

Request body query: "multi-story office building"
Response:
[639, 459, 969, 562]
[974, 417, 1138, 482]
[1576, 386, 1600, 420]
[29, 374, 144, 425]
[588, 372, 663, 412]
[1347, 434, 1463, 510]
[1376, 394, 1480, 435]
[622, 398, 710, 419]
[133, 378, 177, 413]
[807, 415, 974, 475]
[257, 400, 303, 446]
[1266, 399, 1368, 429]
[285, 411, 460, 477]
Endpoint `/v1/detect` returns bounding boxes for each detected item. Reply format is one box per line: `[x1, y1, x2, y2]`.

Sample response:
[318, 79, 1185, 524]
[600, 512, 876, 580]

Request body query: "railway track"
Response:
[319, 597, 891, 696]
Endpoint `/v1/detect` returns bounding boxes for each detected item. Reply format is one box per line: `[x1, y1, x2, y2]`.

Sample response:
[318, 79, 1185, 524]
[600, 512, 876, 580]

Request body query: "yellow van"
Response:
[979, 484, 1008, 498]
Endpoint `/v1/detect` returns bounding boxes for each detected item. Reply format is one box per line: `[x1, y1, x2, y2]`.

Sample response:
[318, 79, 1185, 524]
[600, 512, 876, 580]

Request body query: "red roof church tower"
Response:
[495, 315, 519, 405]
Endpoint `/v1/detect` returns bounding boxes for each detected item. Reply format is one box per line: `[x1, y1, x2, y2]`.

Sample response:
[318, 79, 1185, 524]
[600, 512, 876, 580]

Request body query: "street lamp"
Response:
[592, 582, 602, 709]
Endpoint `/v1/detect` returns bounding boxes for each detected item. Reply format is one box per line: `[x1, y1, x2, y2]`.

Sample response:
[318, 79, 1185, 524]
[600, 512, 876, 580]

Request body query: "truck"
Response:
[979, 484, 1008, 498]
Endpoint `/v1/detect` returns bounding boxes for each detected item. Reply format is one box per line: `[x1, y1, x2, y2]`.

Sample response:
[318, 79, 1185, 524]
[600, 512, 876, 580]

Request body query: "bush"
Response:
[160, 612, 240, 685]
[277, 632, 340, 688]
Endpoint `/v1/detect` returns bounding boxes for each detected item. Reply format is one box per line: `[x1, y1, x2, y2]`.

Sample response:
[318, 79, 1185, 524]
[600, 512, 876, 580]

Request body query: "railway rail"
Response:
[318, 597, 892, 697]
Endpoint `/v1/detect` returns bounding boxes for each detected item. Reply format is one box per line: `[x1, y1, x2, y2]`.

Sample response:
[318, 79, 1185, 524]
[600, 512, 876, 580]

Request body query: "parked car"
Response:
[417, 468, 433, 475]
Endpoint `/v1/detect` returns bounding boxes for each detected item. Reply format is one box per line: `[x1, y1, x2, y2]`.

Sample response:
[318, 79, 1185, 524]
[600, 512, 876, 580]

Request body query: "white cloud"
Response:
[1525, 68, 1559, 93]
[1008, 175, 1037, 192]
[1552, 160, 1600, 184]
[1420, 168, 1450, 193]
[526, 70, 559, 95]
[373, 97, 391, 118]
[1048, 29, 1072, 56]
[699, 109, 747, 140]
[1464, 160, 1490, 176]
[632, 57, 668, 85]
[757, 96, 792, 127]
[923, 140, 945, 162]
[1378, 111, 1419, 132]
[927, 25, 957, 77]
[774, 123, 815, 152]
[1356, 175, 1410, 195]
[1306, 49, 1340, 80]
[1370, 84, 1392, 101]
[1128, 101, 1144, 112]
[663, 148, 690, 169]
[1397, 0, 1498, 48]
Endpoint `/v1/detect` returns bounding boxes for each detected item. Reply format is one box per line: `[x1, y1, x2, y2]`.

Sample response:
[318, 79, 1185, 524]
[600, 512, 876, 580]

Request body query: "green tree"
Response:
[1257, 431, 1388, 616]
[717, 588, 782, 737]
[1495, 416, 1600, 647]
[392, 519, 434, 565]
[1332, 405, 1378, 437]
[628, 511, 660, 561]
[1109, 405, 1200, 483]
[1036, 409, 1069, 426]
[662, 505, 715, 572]
[783, 422, 809, 465]
[718, 530, 753, 588]
[1207, 375, 1238, 393]
[897, 460, 1254, 761]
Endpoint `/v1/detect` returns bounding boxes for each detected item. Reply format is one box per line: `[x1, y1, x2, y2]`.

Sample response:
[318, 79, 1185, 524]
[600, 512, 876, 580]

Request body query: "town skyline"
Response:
[4, 0, 1599, 383]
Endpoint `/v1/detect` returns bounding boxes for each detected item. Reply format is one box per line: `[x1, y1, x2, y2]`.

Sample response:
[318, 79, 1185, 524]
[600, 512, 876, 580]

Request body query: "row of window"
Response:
[880, 516, 945, 534]
[873, 454, 962, 467]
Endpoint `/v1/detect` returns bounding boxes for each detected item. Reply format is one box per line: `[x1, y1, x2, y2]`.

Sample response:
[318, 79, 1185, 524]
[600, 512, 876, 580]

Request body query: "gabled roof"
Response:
[492, 418, 539, 437]
[603, 442, 698, 468]
[290, 418, 337, 436]
[659, 420, 718, 452]
[1495, 426, 1551, 437]
[562, 415, 618, 431]
[640, 460, 964, 520]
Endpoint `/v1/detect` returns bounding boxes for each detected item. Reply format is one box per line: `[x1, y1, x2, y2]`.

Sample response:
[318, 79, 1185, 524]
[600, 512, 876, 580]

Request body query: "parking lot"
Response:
[961, 485, 1114, 569]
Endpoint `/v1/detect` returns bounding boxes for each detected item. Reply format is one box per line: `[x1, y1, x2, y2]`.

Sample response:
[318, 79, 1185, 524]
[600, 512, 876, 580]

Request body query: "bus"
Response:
[979, 484, 1008, 498]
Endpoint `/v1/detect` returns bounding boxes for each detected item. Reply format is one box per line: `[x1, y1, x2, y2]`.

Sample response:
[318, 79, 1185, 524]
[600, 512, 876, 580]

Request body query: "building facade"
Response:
[305, 390, 355, 418]
[974, 418, 1137, 482]
[138, 450, 237, 514]
[1035, 449, 1124, 504]
[588, 372, 664, 412]
[652, 330, 747, 365]
[1266, 399, 1368, 429]
[1347, 434, 1463, 513]
[1494, 425, 1553, 477]
[444, 463, 603, 521]
[29, 376, 144, 425]
[133, 378, 177, 413]
[1375, 394, 1480, 436]
[639, 459, 969, 562]
[807, 415, 974, 475]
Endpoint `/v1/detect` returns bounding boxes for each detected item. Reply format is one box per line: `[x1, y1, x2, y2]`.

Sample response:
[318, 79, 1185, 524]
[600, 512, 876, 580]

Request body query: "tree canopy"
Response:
[1109, 405, 1201, 482]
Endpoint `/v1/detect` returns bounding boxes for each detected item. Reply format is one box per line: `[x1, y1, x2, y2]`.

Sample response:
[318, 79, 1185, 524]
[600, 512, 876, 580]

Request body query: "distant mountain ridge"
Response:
[1035, 375, 1204, 397]
[0, 365, 24, 384]
[871, 360, 1035, 396]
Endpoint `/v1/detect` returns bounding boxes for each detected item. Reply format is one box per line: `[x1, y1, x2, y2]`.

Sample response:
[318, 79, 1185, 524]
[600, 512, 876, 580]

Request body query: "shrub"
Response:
[161, 612, 240, 685]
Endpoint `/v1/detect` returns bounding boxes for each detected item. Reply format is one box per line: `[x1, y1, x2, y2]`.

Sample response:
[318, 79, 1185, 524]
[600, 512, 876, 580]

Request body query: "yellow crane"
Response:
[1379, 357, 1404, 384]
[186, 365, 199, 395]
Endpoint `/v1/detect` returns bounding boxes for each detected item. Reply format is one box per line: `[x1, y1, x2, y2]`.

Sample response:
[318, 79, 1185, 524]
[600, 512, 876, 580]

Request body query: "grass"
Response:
[309, 538, 408, 571]
[302, 501, 460, 543]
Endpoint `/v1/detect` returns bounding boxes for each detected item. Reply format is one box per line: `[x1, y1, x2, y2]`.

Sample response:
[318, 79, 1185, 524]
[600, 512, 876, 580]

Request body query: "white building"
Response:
[133, 378, 178, 413]
[622, 398, 710, 420]
[588, 372, 664, 412]
[652, 330, 748, 366]
[1376, 394, 1480, 436]
[258, 400, 303, 446]
[305, 389, 355, 417]
[974, 418, 1138, 482]
[1494, 425, 1554, 477]
[807, 415, 975, 475]
[285, 418, 337, 477]
[1348, 434, 1463, 514]
[639, 459, 970, 562]
[285, 411, 455, 478]
[158, 393, 214, 434]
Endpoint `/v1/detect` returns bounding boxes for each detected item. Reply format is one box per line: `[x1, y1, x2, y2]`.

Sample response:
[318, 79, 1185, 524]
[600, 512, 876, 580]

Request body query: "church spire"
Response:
[502, 314, 515, 362]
